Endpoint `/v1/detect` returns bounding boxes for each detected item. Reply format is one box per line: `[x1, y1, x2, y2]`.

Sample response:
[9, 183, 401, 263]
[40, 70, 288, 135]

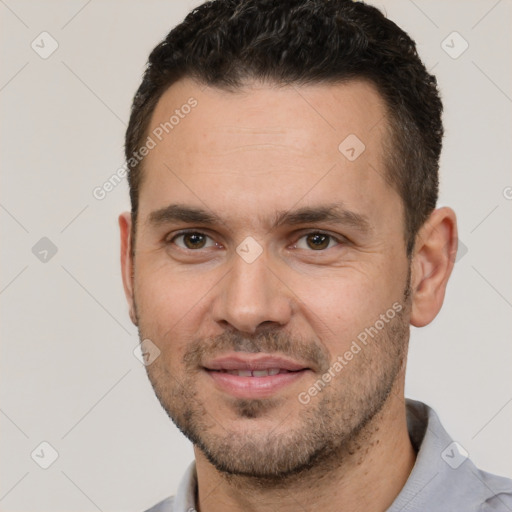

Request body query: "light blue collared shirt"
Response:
[145, 399, 512, 511]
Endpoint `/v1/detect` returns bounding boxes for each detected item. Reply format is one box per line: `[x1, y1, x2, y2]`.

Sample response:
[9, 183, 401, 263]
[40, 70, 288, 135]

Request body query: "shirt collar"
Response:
[388, 399, 512, 511]
[174, 459, 197, 511]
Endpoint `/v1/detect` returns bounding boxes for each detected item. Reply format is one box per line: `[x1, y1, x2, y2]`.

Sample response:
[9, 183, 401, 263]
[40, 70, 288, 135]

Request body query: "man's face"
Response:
[125, 78, 412, 478]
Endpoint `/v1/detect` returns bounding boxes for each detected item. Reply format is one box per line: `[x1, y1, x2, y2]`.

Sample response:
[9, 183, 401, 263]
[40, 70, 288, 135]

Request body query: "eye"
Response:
[294, 232, 341, 251]
[170, 231, 219, 250]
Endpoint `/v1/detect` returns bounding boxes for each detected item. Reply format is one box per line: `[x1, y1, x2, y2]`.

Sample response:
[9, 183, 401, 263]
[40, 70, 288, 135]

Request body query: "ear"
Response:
[119, 212, 138, 326]
[410, 207, 458, 327]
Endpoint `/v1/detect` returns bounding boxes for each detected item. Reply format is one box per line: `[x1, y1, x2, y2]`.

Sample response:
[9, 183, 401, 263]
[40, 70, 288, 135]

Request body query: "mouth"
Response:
[210, 368, 297, 377]
[202, 354, 311, 399]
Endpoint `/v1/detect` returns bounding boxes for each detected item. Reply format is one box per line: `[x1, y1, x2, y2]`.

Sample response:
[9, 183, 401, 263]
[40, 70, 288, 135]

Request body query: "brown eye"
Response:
[171, 232, 216, 250]
[294, 232, 340, 251]
[306, 233, 330, 250]
[183, 233, 207, 249]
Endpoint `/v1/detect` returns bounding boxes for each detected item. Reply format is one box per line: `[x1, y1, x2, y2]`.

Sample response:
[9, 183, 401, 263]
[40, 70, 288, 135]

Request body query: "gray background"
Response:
[1, 1, 511, 511]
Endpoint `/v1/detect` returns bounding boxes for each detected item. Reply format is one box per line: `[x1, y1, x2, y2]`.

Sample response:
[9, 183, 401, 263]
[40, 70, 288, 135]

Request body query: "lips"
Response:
[203, 354, 311, 399]
[203, 354, 308, 372]
[216, 368, 286, 377]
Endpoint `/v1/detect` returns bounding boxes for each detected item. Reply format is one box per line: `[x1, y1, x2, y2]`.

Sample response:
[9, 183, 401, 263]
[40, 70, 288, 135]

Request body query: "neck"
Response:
[194, 383, 415, 512]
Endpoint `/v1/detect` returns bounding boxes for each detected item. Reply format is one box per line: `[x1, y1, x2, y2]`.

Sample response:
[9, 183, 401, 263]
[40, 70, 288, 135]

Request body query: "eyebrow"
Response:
[147, 203, 371, 234]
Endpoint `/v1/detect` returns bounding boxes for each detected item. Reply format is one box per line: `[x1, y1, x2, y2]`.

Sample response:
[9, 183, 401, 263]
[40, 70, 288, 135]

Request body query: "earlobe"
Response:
[410, 207, 458, 328]
[119, 212, 138, 326]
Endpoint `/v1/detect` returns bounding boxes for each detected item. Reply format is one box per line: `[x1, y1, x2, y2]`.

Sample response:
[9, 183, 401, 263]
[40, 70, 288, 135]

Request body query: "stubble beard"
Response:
[135, 265, 411, 484]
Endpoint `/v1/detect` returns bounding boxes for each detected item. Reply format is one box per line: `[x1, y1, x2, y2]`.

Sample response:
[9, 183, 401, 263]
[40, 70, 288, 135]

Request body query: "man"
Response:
[119, 1, 512, 510]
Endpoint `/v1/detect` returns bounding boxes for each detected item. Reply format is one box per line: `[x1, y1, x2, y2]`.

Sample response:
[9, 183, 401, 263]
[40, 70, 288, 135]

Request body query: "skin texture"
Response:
[119, 78, 457, 512]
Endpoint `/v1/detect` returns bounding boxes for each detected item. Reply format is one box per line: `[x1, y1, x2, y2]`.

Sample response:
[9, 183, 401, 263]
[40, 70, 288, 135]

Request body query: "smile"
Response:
[212, 368, 296, 377]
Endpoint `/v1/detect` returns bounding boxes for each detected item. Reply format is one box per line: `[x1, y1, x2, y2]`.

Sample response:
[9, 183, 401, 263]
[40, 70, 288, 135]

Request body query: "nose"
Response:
[211, 248, 293, 334]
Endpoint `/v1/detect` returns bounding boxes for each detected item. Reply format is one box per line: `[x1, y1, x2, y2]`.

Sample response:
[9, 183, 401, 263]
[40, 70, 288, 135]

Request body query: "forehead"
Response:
[147, 76, 388, 158]
[137, 77, 400, 233]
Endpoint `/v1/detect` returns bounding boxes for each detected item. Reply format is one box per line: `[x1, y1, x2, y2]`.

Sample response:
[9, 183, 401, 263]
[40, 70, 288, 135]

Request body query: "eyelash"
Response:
[167, 230, 345, 252]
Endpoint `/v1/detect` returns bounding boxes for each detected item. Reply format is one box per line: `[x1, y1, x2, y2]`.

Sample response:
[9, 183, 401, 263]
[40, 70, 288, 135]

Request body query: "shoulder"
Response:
[391, 399, 512, 511]
[476, 468, 512, 511]
[143, 495, 175, 512]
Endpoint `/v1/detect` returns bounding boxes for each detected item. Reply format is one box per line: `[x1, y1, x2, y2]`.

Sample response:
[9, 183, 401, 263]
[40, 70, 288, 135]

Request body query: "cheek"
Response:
[295, 281, 370, 348]
[136, 272, 183, 321]
[290, 265, 403, 353]
[133, 263, 213, 354]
